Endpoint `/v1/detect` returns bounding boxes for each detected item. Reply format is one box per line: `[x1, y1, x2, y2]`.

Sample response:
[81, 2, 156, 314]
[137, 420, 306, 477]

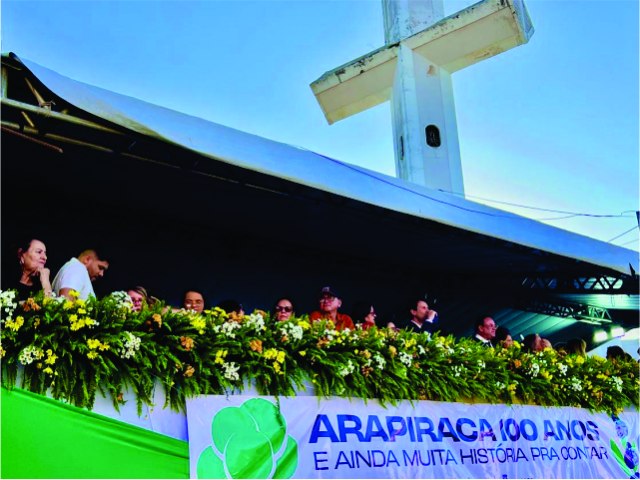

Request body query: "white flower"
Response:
[110, 291, 133, 310]
[245, 312, 266, 332]
[477, 360, 486, 369]
[279, 323, 303, 341]
[223, 361, 240, 381]
[452, 366, 462, 378]
[215, 321, 241, 339]
[529, 363, 540, 377]
[373, 353, 386, 370]
[610, 376, 623, 393]
[18, 345, 43, 365]
[417, 345, 426, 355]
[558, 363, 568, 376]
[569, 376, 582, 392]
[0, 290, 18, 320]
[495, 381, 506, 389]
[338, 360, 356, 377]
[120, 331, 141, 359]
[399, 351, 413, 367]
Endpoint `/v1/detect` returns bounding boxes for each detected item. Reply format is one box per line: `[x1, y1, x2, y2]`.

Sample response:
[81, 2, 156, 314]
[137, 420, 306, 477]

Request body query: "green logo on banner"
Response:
[197, 398, 298, 479]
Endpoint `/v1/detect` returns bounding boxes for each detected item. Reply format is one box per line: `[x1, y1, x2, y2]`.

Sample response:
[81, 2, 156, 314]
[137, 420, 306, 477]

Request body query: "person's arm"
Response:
[58, 287, 75, 300]
[38, 267, 53, 297]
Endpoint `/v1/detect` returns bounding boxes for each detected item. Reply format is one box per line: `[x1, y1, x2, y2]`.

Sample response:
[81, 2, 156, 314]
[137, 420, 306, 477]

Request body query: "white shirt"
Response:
[52, 257, 95, 300]
[475, 334, 493, 347]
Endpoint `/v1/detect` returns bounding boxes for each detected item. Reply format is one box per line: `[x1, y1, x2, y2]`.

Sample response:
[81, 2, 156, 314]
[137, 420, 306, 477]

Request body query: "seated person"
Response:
[400, 297, 439, 334]
[471, 316, 496, 347]
[183, 289, 206, 313]
[14, 238, 53, 299]
[522, 333, 543, 353]
[351, 301, 377, 330]
[217, 299, 245, 317]
[309, 286, 355, 331]
[273, 297, 295, 322]
[495, 326, 513, 348]
[126, 286, 151, 312]
[565, 337, 587, 356]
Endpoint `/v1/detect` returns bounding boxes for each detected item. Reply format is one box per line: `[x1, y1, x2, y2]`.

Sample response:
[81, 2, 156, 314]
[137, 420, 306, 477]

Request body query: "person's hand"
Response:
[426, 309, 438, 321]
[36, 266, 51, 282]
[36, 267, 53, 297]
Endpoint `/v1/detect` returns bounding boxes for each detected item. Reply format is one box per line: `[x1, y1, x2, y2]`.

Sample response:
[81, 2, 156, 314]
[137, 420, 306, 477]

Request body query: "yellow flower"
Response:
[5, 316, 24, 332]
[299, 350, 306, 357]
[78, 308, 86, 315]
[87, 351, 98, 359]
[273, 362, 284, 375]
[575, 356, 585, 365]
[45, 349, 57, 365]
[263, 348, 278, 360]
[69, 290, 80, 299]
[152, 313, 163, 328]
[298, 320, 311, 330]
[389, 346, 397, 357]
[276, 351, 286, 364]
[190, 317, 206, 334]
[87, 339, 101, 350]
[214, 349, 228, 365]
[43, 367, 54, 375]
[183, 365, 195, 377]
[63, 301, 74, 310]
[0, 346, 5, 358]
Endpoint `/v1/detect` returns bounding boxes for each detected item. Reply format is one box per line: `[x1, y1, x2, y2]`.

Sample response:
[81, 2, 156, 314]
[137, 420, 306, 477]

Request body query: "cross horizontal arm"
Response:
[311, 0, 533, 124]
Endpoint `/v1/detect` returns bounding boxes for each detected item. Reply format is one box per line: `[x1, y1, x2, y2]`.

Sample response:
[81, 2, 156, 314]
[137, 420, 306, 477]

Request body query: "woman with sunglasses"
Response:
[273, 297, 295, 322]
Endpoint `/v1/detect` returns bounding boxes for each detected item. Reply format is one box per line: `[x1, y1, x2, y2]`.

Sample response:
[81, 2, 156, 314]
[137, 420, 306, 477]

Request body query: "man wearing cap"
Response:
[309, 286, 355, 331]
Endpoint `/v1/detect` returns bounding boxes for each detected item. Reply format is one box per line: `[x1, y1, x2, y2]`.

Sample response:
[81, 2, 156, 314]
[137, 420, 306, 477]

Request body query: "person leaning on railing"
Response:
[13, 238, 53, 299]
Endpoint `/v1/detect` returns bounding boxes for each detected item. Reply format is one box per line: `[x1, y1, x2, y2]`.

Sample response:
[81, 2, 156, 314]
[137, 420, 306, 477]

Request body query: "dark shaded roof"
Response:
[1, 52, 637, 350]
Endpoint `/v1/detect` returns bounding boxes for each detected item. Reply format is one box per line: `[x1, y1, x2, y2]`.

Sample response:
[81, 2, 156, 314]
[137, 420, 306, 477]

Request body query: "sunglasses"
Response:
[275, 306, 293, 313]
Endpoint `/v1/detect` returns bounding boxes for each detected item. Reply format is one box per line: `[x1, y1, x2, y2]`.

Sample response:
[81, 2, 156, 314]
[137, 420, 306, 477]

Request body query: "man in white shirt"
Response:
[52, 249, 109, 300]
[472, 316, 497, 347]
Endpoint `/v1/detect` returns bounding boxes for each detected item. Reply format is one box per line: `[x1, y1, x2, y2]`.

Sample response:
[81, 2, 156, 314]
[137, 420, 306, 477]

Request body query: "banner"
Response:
[2, 387, 189, 479]
[187, 396, 639, 479]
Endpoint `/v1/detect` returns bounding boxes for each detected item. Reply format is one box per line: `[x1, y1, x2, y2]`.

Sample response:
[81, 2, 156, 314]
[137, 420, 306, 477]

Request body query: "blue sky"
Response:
[2, 0, 638, 251]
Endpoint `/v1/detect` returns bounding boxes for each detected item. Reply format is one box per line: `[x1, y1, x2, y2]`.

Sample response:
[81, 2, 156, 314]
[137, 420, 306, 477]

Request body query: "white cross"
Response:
[311, 0, 534, 194]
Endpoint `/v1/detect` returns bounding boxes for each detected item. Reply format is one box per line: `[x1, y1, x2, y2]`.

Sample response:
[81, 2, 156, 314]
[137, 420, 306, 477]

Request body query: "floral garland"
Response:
[1, 290, 638, 415]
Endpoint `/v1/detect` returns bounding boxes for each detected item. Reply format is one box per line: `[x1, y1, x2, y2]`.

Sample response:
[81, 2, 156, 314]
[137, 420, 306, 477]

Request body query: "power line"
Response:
[619, 238, 639, 247]
[608, 226, 639, 243]
[438, 189, 636, 219]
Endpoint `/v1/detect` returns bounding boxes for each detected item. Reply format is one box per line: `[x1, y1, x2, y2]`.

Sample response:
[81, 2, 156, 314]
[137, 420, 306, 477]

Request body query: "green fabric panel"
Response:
[1, 387, 189, 479]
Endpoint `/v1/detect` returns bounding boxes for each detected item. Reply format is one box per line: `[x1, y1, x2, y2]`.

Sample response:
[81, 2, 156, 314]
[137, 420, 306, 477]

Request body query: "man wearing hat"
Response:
[309, 286, 355, 331]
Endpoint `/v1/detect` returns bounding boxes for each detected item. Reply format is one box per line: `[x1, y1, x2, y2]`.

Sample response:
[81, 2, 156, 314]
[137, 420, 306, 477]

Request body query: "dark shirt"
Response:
[402, 314, 440, 335]
[13, 278, 42, 300]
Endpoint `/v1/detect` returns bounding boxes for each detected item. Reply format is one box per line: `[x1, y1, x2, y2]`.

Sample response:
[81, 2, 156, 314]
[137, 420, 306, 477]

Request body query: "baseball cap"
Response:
[320, 286, 339, 298]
